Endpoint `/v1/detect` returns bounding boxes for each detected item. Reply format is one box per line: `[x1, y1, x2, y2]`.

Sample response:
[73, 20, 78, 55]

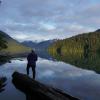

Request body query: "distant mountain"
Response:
[22, 40, 56, 50]
[35, 40, 56, 50]
[95, 29, 100, 32]
[0, 31, 31, 56]
[21, 41, 38, 48]
[21, 40, 56, 59]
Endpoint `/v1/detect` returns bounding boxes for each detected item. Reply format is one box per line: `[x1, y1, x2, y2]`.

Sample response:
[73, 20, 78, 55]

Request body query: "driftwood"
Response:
[12, 72, 79, 100]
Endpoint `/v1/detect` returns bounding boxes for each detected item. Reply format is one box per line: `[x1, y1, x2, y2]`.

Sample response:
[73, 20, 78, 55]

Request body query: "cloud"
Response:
[39, 22, 56, 31]
[0, 0, 99, 41]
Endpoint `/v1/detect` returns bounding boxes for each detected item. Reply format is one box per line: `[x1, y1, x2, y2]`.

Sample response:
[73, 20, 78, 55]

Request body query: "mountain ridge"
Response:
[21, 39, 57, 50]
[0, 31, 31, 56]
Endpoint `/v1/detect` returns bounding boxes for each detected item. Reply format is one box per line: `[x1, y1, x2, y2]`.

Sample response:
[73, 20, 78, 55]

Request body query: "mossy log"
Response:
[12, 72, 79, 100]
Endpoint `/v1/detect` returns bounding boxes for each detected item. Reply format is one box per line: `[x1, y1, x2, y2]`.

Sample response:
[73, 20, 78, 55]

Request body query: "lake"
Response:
[0, 56, 100, 100]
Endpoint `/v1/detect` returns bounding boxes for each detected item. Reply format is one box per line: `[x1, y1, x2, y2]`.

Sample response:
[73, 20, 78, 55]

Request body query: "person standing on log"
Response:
[27, 50, 38, 79]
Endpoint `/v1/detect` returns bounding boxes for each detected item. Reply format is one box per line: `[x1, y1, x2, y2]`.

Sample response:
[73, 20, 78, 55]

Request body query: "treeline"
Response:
[48, 30, 100, 56]
[0, 31, 7, 50]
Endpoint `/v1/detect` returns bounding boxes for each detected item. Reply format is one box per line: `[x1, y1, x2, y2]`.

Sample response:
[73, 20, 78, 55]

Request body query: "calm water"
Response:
[0, 57, 100, 100]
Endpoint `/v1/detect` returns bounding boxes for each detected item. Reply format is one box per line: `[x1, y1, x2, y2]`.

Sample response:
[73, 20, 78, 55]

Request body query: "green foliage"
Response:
[48, 31, 100, 56]
[0, 32, 7, 50]
[2, 40, 31, 55]
[48, 30, 100, 73]
[0, 31, 31, 56]
[49, 50, 100, 73]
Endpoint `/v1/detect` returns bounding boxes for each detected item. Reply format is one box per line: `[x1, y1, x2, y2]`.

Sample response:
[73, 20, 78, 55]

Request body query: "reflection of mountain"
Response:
[35, 50, 52, 60]
[0, 77, 7, 93]
[48, 29, 100, 73]
[22, 40, 56, 60]
[0, 31, 31, 56]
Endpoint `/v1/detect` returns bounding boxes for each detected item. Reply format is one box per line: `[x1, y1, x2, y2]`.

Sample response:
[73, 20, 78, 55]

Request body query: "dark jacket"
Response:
[27, 53, 38, 65]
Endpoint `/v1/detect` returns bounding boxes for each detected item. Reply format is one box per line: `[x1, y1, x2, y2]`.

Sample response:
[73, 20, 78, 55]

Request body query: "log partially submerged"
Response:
[12, 72, 79, 100]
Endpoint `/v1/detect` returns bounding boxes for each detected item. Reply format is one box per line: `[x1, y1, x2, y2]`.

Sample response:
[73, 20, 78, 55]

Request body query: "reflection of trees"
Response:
[0, 77, 7, 93]
[0, 56, 11, 65]
[50, 50, 100, 74]
[48, 31, 100, 73]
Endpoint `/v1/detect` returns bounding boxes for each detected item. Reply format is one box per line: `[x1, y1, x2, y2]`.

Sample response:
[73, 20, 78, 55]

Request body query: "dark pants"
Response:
[27, 63, 36, 79]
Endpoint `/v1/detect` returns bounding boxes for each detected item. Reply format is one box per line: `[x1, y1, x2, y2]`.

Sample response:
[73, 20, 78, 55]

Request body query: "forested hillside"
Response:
[0, 31, 7, 50]
[48, 30, 100, 73]
[48, 30, 100, 56]
[0, 31, 31, 56]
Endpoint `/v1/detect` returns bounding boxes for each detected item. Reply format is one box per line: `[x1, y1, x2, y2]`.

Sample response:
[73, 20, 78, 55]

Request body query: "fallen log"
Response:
[12, 72, 79, 100]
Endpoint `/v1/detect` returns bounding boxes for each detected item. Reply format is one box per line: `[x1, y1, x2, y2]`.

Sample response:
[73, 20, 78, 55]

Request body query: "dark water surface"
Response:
[0, 57, 100, 100]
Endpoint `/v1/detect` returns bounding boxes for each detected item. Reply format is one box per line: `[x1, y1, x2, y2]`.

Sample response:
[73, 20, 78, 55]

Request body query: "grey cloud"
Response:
[0, 0, 99, 41]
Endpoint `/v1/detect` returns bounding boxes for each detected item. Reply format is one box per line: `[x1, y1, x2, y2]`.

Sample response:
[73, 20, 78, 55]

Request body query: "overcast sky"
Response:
[0, 0, 100, 42]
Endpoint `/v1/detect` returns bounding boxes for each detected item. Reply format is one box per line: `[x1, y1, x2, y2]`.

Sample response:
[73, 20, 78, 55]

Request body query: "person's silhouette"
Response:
[27, 50, 38, 79]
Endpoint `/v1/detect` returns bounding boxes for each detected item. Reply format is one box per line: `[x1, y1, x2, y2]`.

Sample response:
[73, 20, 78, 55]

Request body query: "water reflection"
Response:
[0, 77, 7, 93]
[0, 56, 11, 66]
[0, 52, 100, 100]
[35, 50, 52, 60]
[49, 51, 100, 73]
